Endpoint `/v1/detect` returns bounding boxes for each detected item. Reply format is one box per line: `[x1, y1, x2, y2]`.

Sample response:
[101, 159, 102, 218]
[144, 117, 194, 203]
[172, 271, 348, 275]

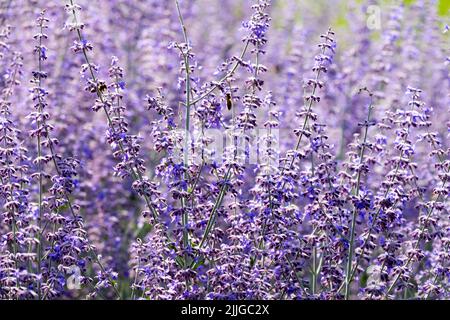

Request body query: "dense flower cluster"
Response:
[0, 0, 448, 300]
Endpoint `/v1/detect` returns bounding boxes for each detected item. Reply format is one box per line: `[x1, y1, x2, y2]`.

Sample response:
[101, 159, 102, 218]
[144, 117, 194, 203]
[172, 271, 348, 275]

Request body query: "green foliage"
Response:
[438, 0, 450, 16]
[135, 222, 153, 239]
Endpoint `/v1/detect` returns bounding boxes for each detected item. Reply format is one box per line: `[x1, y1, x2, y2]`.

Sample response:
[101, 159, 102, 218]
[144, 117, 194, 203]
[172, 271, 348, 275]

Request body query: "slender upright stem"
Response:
[34, 7, 122, 299]
[312, 246, 317, 295]
[384, 181, 448, 298]
[344, 98, 373, 299]
[130, 240, 142, 300]
[278, 29, 334, 186]
[197, 48, 260, 253]
[189, 41, 250, 106]
[175, 0, 191, 263]
[35, 21, 44, 300]
[0, 60, 21, 298]
[68, 1, 158, 222]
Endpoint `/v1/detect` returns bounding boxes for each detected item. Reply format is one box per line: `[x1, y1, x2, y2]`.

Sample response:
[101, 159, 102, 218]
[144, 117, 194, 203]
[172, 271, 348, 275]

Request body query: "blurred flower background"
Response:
[0, 0, 448, 300]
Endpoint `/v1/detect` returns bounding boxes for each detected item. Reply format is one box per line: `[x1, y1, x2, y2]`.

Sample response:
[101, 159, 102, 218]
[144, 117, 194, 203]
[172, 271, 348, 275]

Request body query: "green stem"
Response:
[278, 29, 335, 191]
[175, 0, 191, 264]
[189, 41, 250, 106]
[196, 44, 260, 253]
[36, 22, 44, 300]
[0, 61, 21, 298]
[344, 100, 373, 299]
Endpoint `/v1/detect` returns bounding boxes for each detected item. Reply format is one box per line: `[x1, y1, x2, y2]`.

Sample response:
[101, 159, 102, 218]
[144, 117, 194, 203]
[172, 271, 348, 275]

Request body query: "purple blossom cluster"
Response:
[0, 0, 448, 300]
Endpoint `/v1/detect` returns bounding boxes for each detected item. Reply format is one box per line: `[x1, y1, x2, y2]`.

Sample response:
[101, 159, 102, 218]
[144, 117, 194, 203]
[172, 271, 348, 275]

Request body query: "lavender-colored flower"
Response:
[0, 0, 448, 301]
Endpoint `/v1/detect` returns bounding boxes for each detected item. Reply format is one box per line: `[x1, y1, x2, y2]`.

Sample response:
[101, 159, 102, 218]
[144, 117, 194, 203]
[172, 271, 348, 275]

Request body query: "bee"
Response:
[89, 81, 107, 93]
[97, 81, 108, 93]
[226, 92, 233, 110]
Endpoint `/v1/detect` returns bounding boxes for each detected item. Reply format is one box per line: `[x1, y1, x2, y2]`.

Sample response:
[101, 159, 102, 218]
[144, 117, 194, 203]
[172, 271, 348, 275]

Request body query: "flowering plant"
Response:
[0, 0, 448, 300]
